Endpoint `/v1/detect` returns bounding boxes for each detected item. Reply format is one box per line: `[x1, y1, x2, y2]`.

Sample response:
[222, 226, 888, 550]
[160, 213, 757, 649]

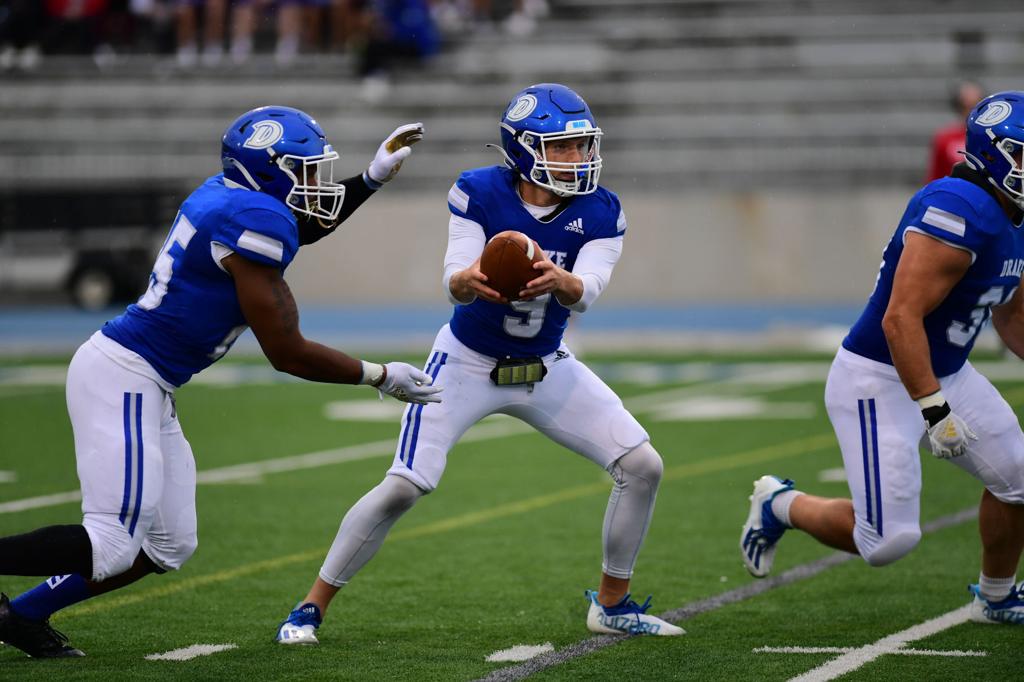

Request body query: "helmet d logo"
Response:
[506, 95, 538, 122]
[977, 101, 1013, 127]
[243, 120, 285, 149]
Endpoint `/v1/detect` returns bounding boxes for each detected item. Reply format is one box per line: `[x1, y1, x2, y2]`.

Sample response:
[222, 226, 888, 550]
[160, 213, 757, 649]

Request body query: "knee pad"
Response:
[612, 441, 663, 487]
[856, 526, 921, 567]
[380, 474, 426, 513]
[144, 532, 198, 572]
[83, 518, 139, 582]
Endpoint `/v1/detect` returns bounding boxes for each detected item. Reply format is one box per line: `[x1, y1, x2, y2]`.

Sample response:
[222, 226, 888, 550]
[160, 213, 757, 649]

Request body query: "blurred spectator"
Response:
[925, 79, 985, 182]
[175, 0, 227, 67]
[357, 0, 439, 100]
[0, 0, 46, 69]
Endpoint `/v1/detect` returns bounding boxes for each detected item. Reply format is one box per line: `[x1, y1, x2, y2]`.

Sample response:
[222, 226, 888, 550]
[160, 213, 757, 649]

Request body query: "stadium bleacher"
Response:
[2, 0, 1023, 192]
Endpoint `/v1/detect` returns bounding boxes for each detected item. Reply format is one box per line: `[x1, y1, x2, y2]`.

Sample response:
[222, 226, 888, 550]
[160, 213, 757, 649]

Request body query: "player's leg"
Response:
[277, 333, 499, 644]
[506, 352, 682, 635]
[0, 342, 167, 657]
[942, 364, 1024, 624]
[742, 349, 925, 577]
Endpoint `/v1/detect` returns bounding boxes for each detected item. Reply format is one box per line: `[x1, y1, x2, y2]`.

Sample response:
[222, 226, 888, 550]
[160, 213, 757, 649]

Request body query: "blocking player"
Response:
[275, 83, 683, 644]
[741, 92, 1024, 625]
[0, 106, 442, 658]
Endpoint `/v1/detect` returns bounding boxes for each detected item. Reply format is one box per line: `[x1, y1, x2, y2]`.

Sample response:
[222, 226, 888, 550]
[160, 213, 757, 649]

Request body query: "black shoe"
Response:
[0, 593, 85, 658]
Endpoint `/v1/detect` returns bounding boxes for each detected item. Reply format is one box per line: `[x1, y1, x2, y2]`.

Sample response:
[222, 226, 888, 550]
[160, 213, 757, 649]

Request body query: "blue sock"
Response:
[10, 574, 91, 621]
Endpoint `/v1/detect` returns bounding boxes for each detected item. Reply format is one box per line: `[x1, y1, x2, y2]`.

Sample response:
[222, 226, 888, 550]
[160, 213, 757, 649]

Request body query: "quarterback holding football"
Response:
[276, 83, 684, 644]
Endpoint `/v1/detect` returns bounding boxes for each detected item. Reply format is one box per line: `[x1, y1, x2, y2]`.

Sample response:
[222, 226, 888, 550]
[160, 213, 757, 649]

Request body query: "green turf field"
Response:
[1, 353, 1021, 680]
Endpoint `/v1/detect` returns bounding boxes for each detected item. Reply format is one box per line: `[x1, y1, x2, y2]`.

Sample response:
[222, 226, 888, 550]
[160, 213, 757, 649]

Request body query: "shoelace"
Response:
[287, 607, 321, 628]
[31, 619, 71, 647]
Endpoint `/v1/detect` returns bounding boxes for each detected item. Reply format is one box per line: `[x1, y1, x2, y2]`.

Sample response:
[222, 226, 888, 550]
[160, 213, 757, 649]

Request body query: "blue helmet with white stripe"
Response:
[496, 83, 603, 197]
[964, 91, 1024, 209]
[221, 106, 345, 222]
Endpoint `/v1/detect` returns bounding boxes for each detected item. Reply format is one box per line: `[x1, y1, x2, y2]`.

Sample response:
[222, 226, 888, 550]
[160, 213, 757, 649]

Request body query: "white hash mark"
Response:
[145, 643, 238, 661]
[486, 643, 555, 662]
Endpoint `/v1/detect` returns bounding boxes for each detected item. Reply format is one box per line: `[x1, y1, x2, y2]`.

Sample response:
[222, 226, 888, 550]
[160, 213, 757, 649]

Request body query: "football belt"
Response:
[490, 356, 547, 386]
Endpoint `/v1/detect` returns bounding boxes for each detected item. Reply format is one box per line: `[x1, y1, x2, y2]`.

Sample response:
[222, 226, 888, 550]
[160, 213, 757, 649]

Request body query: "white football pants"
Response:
[825, 346, 1024, 566]
[66, 336, 198, 581]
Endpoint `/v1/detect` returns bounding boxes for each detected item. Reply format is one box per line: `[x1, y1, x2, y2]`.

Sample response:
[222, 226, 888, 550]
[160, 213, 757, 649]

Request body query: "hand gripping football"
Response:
[479, 230, 544, 301]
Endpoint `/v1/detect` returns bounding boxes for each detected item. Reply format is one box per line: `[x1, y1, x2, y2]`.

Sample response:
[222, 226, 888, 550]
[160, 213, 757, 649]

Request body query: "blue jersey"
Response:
[103, 174, 299, 387]
[447, 166, 625, 358]
[844, 169, 1024, 377]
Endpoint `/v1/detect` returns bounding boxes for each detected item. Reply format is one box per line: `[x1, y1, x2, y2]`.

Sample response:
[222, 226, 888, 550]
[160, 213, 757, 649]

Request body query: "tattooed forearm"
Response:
[269, 274, 299, 335]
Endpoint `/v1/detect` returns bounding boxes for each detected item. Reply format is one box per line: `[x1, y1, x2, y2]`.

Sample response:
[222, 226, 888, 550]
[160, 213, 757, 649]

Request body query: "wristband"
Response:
[916, 391, 951, 428]
[915, 391, 946, 410]
[359, 360, 386, 387]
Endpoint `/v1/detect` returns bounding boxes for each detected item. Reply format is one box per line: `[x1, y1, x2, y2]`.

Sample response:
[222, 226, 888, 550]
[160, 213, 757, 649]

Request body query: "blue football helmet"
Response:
[221, 106, 345, 222]
[964, 91, 1024, 210]
[495, 83, 602, 197]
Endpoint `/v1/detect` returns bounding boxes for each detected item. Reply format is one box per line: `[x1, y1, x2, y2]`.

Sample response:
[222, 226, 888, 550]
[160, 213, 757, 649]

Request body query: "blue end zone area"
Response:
[0, 302, 866, 356]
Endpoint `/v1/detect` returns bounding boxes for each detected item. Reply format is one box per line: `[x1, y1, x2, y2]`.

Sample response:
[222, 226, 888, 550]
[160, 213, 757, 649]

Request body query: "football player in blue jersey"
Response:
[274, 83, 683, 646]
[741, 92, 1024, 625]
[0, 106, 442, 657]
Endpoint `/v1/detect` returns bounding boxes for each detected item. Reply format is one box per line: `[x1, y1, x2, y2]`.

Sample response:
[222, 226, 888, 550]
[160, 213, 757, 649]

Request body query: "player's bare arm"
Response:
[993, 280, 1024, 358]
[224, 253, 364, 383]
[882, 231, 972, 398]
[449, 258, 507, 304]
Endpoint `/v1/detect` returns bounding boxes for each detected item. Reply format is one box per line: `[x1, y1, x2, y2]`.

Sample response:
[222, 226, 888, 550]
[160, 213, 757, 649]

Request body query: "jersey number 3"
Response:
[947, 285, 1018, 347]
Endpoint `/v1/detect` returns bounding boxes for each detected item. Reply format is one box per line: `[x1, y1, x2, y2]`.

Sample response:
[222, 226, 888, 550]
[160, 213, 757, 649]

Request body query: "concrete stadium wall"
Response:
[286, 189, 911, 305]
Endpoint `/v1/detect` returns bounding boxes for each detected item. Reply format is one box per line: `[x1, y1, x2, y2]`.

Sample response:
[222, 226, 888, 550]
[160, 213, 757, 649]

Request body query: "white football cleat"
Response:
[968, 583, 1024, 625]
[585, 590, 684, 636]
[275, 602, 322, 645]
[740, 475, 795, 578]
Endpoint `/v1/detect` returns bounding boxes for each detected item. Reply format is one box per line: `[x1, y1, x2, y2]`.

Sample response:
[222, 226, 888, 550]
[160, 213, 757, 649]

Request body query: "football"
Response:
[479, 230, 544, 300]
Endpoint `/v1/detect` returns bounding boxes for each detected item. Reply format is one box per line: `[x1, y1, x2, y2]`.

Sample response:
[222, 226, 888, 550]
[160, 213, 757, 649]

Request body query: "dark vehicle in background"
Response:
[0, 187, 181, 310]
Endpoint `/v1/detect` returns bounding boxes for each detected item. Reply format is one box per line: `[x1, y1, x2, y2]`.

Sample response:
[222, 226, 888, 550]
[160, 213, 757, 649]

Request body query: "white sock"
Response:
[979, 573, 1016, 602]
[770, 490, 803, 528]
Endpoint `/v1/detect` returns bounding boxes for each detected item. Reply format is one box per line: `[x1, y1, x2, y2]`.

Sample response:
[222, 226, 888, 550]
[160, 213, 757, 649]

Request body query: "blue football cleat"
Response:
[275, 602, 322, 645]
[585, 590, 684, 636]
[740, 475, 795, 578]
[968, 583, 1024, 625]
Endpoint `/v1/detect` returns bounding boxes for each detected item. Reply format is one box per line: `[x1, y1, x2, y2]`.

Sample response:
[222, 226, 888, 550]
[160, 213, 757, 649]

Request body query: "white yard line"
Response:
[144, 643, 238, 661]
[1, 371, 812, 515]
[787, 605, 975, 681]
[0, 421, 530, 513]
[474, 508, 980, 682]
[755, 645, 985, 657]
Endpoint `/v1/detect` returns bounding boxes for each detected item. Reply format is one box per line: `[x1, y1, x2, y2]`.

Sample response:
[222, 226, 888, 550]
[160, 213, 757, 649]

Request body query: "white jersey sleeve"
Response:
[442, 214, 487, 305]
[567, 235, 622, 313]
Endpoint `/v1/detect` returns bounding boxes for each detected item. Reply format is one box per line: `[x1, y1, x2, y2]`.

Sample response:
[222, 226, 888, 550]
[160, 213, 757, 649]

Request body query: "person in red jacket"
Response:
[925, 80, 985, 182]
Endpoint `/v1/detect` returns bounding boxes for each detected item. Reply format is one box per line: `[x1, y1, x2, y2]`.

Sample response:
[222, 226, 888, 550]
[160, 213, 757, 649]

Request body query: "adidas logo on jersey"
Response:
[564, 218, 584, 234]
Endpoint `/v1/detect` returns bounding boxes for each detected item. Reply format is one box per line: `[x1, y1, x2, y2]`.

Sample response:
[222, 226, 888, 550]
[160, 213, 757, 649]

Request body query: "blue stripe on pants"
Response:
[405, 352, 448, 471]
[119, 392, 132, 525]
[399, 352, 437, 462]
[858, 399, 873, 528]
[129, 393, 144, 537]
[869, 398, 883, 537]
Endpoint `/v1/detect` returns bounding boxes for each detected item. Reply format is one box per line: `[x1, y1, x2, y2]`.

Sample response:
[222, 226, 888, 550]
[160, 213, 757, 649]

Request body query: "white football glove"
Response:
[365, 122, 424, 186]
[919, 392, 977, 459]
[360, 360, 442, 405]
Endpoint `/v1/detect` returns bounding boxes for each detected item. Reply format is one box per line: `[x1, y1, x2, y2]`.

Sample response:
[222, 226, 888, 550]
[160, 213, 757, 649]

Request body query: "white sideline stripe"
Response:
[486, 643, 554, 662]
[0, 421, 530, 513]
[145, 643, 238, 661]
[788, 605, 975, 681]
[755, 645, 985, 657]
[473, 507, 979, 682]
